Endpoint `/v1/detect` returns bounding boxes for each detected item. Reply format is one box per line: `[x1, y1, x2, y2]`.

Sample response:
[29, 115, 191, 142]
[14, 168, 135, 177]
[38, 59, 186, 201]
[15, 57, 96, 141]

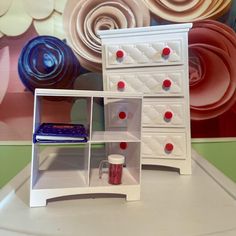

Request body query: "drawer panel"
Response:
[142, 132, 186, 159]
[105, 99, 142, 130]
[105, 68, 184, 96]
[107, 101, 128, 128]
[105, 40, 183, 69]
[142, 99, 185, 127]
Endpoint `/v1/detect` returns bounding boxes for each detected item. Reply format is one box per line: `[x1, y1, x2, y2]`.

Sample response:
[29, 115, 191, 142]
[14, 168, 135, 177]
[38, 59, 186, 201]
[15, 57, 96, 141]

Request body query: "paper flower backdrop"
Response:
[1, 0, 236, 139]
[189, 20, 236, 120]
[0, 46, 9, 104]
[0, 0, 67, 39]
[63, 0, 151, 71]
[142, 0, 232, 22]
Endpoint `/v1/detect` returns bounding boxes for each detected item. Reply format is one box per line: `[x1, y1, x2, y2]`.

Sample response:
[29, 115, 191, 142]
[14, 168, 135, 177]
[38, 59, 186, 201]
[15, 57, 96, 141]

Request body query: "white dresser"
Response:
[98, 23, 192, 174]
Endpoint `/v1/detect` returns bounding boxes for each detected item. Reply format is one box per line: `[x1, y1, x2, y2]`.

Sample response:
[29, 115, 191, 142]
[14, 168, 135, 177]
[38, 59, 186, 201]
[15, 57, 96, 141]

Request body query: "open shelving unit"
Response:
[30, 89, 143, 207]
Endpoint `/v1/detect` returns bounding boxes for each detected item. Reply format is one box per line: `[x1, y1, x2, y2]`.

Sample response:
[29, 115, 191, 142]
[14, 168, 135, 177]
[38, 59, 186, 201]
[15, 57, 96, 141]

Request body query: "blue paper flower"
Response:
[18, 35, 80, 91]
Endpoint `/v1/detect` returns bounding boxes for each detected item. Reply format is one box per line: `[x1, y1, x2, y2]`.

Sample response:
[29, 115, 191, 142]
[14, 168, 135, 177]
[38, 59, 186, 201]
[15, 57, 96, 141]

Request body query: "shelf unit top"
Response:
[35, 89, 143, 99]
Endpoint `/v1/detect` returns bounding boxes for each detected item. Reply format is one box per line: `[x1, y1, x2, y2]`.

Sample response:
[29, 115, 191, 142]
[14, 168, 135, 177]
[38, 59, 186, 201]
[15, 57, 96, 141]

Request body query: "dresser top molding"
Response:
[98, 23, 193, 39]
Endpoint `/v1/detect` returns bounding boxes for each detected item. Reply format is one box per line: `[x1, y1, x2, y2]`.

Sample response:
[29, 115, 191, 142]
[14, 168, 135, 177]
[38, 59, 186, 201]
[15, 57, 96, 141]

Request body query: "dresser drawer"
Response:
[142, 132, 186, 159]
[143, 99, 185, 127]
[105, 68, 184, 96]
[105, 99, 142, 130]
[104, 40, 183, 69]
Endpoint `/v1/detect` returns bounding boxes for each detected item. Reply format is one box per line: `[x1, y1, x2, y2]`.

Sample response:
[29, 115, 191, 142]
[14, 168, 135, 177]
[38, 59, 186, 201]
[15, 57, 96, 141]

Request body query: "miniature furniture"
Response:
[30, 89, 142, 207]
[98, 23, 192, 174]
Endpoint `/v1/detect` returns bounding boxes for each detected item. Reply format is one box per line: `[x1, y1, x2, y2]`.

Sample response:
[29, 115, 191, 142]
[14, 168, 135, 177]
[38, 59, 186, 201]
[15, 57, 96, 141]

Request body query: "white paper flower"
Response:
[0, 0, 67, 39]
[142, 0, 232, 22]
[63, 0, 150, 71]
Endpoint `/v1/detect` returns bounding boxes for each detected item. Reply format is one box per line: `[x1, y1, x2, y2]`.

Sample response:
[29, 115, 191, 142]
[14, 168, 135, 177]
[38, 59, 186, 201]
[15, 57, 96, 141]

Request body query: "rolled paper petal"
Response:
[189, 51, 204, 87]
[142, 0, 232, 22]
[0, 0, 12, 16]
[22, 0, 54, 20]
[193, 20, 236, 49]
[189, 46, 236, 119]
[200, 0, 232, 20]
[34, 11, 65, 40]
[159, 0, 200, 12]
[0, 47, 10, 104]
[189, 45, 231, 108]
[54, 0, 68, 13]
[0, 0, 32, 36]
[188, 20, 236, 120]
[63, 0, 150, 71]
[18, 35, 80, 92]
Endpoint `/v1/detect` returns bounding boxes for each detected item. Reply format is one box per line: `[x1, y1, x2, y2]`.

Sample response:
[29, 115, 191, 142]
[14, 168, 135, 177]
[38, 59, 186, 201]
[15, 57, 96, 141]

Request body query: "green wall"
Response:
[0, 145, 31, 188]
[0, 142, 236, 188]
[192, 141, 236, 183]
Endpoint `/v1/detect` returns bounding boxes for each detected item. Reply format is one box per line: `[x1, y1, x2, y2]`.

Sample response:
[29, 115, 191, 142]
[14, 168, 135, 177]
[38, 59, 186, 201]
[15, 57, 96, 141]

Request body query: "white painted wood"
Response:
[104, 66, 185, 96]
[30, 89, 142, 207]
[104, 39, 183, 68]
[91, 131, 140, 142]
[142, 98, 186, 127]
[142, 131, 187, 159]
[99, 23, 192, 174]
[98, 23, 193, 38]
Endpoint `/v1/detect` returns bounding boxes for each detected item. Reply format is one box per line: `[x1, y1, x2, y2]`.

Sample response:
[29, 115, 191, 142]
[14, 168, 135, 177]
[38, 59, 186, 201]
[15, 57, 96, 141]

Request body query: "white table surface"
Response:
[0, 157, 236, 236]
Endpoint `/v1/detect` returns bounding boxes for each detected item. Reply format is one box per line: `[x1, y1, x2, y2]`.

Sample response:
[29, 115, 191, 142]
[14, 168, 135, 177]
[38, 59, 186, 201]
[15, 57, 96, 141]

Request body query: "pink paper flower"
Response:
[0, 46, 9, 104]
[189, 20, 236, 120]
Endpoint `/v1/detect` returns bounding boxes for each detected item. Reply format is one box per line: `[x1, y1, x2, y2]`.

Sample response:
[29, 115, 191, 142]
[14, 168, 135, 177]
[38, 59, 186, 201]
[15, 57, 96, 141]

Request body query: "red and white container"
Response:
[99, 154, 125, 185]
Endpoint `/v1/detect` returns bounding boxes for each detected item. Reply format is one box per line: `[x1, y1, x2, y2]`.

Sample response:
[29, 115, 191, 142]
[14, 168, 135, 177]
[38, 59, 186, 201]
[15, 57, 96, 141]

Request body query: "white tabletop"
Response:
[0, 155, 236, 236]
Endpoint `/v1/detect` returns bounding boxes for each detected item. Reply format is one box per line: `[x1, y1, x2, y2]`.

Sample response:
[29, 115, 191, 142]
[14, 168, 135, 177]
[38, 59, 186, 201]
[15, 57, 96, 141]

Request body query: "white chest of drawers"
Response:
[98, 23, 192, 174]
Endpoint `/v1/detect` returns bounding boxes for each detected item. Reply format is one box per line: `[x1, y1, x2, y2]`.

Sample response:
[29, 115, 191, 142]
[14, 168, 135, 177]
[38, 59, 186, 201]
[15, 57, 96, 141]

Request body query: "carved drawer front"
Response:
[106, 101, 129, 128]
[105, 40, 183, 69]
[142, 132, 186, 159]
[106, 100, 140, 128]
[142, 99, 185, 127]
[106, 69, 183, 96]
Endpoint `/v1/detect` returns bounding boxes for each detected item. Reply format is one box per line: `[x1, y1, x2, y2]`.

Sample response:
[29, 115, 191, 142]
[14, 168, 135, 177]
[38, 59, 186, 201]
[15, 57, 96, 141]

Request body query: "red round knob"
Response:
[162, 47, 171, 56]
[117, 81, 125, 90]
[119, 111, 126, 119]
[116, 50, 124, 59]
[164, 111, 173, 120]
[163, 79, 172, 88]
[165, 143, 174, 152]
[120, 142, 127, 150]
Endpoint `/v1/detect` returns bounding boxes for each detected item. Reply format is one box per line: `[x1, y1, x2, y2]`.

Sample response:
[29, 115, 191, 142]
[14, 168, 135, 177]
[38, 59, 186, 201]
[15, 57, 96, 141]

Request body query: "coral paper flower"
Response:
[189, 20, 236, 120]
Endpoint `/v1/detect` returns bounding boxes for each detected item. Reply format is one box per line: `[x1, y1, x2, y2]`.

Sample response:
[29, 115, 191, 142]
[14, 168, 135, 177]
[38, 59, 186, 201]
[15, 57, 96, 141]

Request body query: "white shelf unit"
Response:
[98, 23, 192, 174]
[30, 89, 143, 207]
